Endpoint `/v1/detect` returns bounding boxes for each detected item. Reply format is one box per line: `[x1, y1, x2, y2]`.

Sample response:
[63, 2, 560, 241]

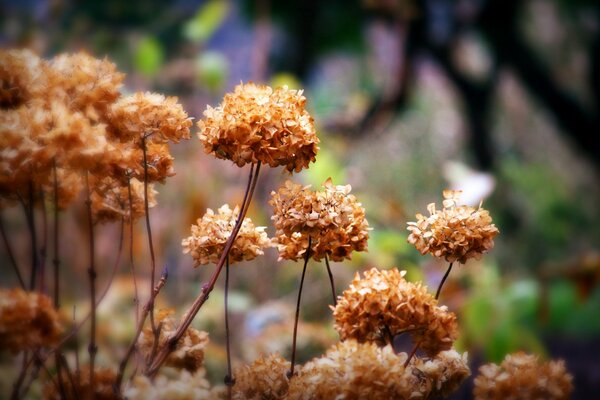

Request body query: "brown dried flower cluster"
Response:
[44, 367, 120, 400]
[232, 353, 291, 400]
[0, 49, 49, 108]
[139, 309, 209, 372]
[125, 367, 212, 400]
[198, 82, 319, 172]
[270, 179, 370, 262]
[0, 288, 63, 353]
[182, 204, 270, 266]
[473, 352, 573, 400]
[332, 268, 458, 356]
[91, 177, 157, 223]
[407, 190, 499, 263]
[287, 340, 470, 400]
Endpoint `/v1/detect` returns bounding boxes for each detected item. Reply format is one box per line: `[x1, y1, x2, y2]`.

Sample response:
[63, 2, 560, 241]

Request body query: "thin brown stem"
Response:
[435, 262, 454, 300]
[146, 162, 261, 378]
[22, 180, 38, 290]
[324, 254, 337, 306]
[0, 213, 26, 289]
[127, 177, 140, 323]
[11, 352, 31, 400]
[52, 160, 60, 308]
[404, 340, 421, 368]
[288, 236, 312, 378]
[224, 256, 234, 398]
[38, 190, 48, 293]
[84, 171, 97, 396]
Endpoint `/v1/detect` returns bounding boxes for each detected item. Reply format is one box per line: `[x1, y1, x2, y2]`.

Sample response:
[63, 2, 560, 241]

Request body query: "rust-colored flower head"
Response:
[44, 366, 120, 400]
[270, 178, 370, 262]
[407, 190, 499, 263]
[473, 352, 573, 400]
[41, 166, 83, 211]
[182, 204, 271, 266]
[198, 82, 319, 172]
[91, 177, 157, 224]
[0, 288, 63, 353]
[138, 309, 209, 373]
[109, 92, 192, 144]
[287, 340, 470, 400]
[0, 49, 50, 108]
[232, 353, 290, 400]
[332, 267, 458, 356]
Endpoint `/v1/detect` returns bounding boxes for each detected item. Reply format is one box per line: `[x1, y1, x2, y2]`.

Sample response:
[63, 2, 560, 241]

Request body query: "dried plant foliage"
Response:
[182, 204, 271, 266]
[0, 49, 49, 108]
[473, 352, 573, 400]
[125, 367, 211, 400]
[288, 341, 470, 400]
[91, 177, 156, 223]
[198, 82, 319, 172]
[138, 309, 209, 373]
[232, 353, 291, 400]
[407, 190, 499, 263]
[44, 367, 121, 400]
[332, 268, 458, 356]
[270, 179, 370, 262]
[0, 288, 63, 353]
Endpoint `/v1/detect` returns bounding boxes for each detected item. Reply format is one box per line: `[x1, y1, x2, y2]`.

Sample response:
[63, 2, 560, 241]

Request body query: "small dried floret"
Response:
[182, 204, 271, 266]
[91, 177, 156, 223]
[232, 353, 290, 400]
[332, 267, 458, 356]
[287, 340, 470, 400]
[138, 309, 209, 372]
[473, 352, 573, 400]
[41, 166, 83, 210]
[407, 190, 499, 263]
[109, 92, 192, 144]
[108, 142, 175, 184]
[270, 178, 369, 262]
[125, 367, 211, 400]
[0, 288, 63, 353]
[0, 48, 50, 108]
[44, 366, 120, 400]
[198, 82, 319, 172]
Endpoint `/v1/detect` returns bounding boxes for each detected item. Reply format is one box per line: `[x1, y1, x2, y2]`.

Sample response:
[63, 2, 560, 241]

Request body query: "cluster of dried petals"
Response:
[44, 366, 120, 400]
[109, 92, 192, 144]
[182, 204, 270, 266]
[138, 309, 209, 372]
[91, 177, 156, 223]
[287, 340, 470, 400]
[41, 167, 83, 210]
[473, 352, 573, 400]
[407, 190, 499, 263]
[108, 142, 175, 185]
[0, 49, 50, 108]
[125, 367, 211, 400]
[0, 288, 63, 353]
[270, 179, 370, 262]
[332, 268, 458, 356]
[198, 82, 319, 172]
[232, 353, 290, 400]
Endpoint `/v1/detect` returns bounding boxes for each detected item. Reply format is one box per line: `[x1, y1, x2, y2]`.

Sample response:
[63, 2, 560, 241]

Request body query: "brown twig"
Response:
[127, 176, 140, 323]
[0, 213, 26, 289]
[38, 190, 48, 293]
[52, 160, 60, 307]
[224, 255, 234, 399]
[435, 262, 454, 301]
[84, 171, 97, 395]
[324, 254, 336, 306]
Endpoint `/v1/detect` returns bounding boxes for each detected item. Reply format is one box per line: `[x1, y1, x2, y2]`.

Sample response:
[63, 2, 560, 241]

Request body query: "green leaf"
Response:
[195, 51, 228, 91]
[183, 0, 229, 43]
[133, 36, 164, 77]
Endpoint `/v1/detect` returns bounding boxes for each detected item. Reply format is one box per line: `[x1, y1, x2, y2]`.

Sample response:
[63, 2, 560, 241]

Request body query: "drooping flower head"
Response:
[407, 190, 499, 263]
[332, 267, 458, 356]
[473, 352, 573, 400]
[182, 204, 271, 266]
[198, 82, 319, 172]
[269, 179, 370, 262]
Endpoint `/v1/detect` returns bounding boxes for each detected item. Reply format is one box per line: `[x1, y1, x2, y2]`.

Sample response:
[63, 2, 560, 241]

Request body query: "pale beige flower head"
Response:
[198, 82, 319, 172]
[270, 178, 370, 262]
[0, 48, 50, 108]
[287, 340, 470, 400]
[473, 352, 573, 400]
[91, 177, 157, 224]
[333, 267, 458, 356]
[109, 92, 192, 144]
[232, 353, 290, 400]
[107, 141, 175, 185]
[125, 368, 211, 400]
[407, 190, 499, 263]
[0, 288, 63, 353]
[182, 204, 270, 266]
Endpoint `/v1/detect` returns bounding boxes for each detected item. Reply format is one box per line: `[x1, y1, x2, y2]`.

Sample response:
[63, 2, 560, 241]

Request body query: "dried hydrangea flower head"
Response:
[91, 177, 157, 223]
[270, 178, 370, 262]
[0, 288, 63, 353]
[198, 82, 319, 172]
[473, 352, 573, 400]
[332, 267, 458, 356]
[125, 367, 211, 400]
[231, 353, 290, 400]
[108, 142, 175, 185]
[109, 92, 192, 144]
[287, 340, 470, 400]
[44, 366, 119, 400]
[0, 49, 50, 108]
[138, 309, 209, 372]
[182, 204, 271, 266]
[407, 190, 499, 263]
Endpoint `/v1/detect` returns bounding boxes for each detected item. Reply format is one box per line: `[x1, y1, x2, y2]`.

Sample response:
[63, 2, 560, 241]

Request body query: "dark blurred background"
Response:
[1, 0, 599, 398]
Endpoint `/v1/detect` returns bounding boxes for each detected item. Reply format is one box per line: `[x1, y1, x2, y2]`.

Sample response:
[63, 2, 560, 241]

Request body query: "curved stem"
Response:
[0, 213, 26, 289]
[127, 177, 140, 323]
[224, 255, 234, 399]
[435, 262, 454, 300]
[324, 254, 336, 306]
[288, 236, 312, 378]
[146, 162, 261, 378]
[84, 171, 97, 395]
